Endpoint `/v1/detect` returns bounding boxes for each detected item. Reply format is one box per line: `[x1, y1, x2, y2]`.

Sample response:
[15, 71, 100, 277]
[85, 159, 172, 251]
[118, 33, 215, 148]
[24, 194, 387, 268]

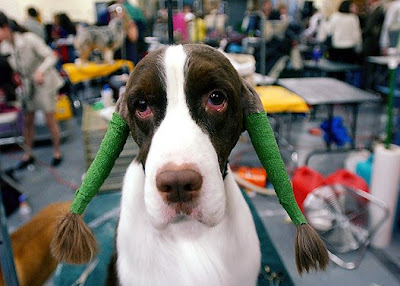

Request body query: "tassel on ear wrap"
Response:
[245, 111, 329, 274]
[51, 112, 130, 264]
[295, 224, 329, 275]
[51, 213, 98, 264]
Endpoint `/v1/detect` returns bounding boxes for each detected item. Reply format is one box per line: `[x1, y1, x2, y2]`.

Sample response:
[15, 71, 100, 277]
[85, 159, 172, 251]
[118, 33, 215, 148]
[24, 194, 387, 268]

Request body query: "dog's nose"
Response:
[156, 167, 202, 203]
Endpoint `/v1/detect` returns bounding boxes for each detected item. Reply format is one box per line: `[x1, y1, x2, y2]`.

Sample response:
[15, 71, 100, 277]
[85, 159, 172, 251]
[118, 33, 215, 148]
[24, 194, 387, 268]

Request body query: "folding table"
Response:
[279, 77, 380, 165]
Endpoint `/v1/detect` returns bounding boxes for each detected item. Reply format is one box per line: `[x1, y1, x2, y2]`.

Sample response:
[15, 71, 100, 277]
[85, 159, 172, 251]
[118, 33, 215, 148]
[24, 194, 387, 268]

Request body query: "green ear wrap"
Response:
[245, 111, 307, 226]
[70, 112, 130, 215]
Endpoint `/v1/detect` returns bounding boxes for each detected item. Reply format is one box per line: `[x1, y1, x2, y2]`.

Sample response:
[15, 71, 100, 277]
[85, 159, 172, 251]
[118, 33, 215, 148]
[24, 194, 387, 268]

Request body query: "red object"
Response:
[292, 166, 325, 211]
[324, 169, 369, 193]
[309, 127, 322, 136]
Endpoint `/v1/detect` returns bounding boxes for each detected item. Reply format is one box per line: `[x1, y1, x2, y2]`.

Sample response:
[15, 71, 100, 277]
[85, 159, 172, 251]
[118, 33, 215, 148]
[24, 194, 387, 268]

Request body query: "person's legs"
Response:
[22, 111, 35, 161]
[44, 112, 62, 160]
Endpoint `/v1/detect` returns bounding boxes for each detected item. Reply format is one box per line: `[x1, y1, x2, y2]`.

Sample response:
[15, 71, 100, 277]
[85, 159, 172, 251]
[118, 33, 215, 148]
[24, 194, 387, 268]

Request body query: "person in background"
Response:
[0, 12, 64, 167]
[23, 7, 45, 40]
[98, 1, 116, 26]
[321, 0, 362, 63]
[109, 3, 139, 64]
[363, 0, 385, 58]
[51, 13, 76, 64]
[380, 0, 400, 55]
[52, 13, 76, 41]
[117, 0, 147, 60]
[302, 6, 324, 43]
[278, 3, 292, 22]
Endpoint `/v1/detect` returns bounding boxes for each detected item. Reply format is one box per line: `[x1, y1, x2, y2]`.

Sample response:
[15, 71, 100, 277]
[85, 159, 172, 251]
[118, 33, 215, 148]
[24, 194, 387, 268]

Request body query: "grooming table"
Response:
[255, 85, 309, 114]
[62, 60, 134, 84]
[279, 77, 380, 165]
[255, 85, 310, 170]
[303, 59, 361, 78]
[365, 56, 400, 94]
[53, 191, 295, 286]
[62, 60, 134, 107]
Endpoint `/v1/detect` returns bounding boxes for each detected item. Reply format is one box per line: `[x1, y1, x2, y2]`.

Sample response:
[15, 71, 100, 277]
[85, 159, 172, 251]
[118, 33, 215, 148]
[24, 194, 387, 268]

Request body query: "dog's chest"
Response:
[117, 220, 251, 286]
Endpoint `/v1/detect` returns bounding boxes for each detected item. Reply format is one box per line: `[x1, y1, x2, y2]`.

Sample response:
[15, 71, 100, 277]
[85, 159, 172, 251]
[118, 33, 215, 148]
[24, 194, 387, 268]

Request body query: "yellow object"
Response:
[193, 18, 206, 43]
[62, 60, 134, 84]
[55, 94, 73, 121]
[255, 85, 309, 114]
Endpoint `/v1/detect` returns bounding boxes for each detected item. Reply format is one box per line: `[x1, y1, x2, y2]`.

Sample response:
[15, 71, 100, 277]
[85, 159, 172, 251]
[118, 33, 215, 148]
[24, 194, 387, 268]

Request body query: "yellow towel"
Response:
[255, 85, 309, 114]
[62, 60, 134, 84]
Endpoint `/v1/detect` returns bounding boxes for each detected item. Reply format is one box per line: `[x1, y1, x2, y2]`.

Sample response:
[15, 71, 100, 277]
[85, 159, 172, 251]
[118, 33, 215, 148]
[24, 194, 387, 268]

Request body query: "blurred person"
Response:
[363, 0, 385, 58]
[321, 0, 362, 63]
[380, 0, 400, 54]
[302, 7, 324, 43]
[278, 3, 292, 22]
[52, 13, 76, 64]
[23, 7, 45, 40]
[184, 5, 196, 23]
[117, 0, 147, 59]
[0, 12, 64, 167]
[109, 3, 140, 63]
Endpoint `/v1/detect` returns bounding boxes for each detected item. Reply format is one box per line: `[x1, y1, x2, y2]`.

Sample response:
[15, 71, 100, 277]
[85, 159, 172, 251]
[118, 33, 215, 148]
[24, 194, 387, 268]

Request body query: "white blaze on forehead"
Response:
[164, 45, 187, 112]
[143, 45, 226, 228]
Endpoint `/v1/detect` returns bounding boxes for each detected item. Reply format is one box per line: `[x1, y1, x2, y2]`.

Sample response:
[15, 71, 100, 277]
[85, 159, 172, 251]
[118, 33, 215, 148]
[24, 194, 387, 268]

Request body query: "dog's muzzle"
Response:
[156, 163, 202, 205]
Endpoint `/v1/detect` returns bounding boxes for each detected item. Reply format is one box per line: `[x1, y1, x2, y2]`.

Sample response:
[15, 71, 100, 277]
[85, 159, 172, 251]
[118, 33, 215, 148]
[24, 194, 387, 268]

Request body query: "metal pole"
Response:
[167, 0, 174, 44]
[0, 182, 19, 286]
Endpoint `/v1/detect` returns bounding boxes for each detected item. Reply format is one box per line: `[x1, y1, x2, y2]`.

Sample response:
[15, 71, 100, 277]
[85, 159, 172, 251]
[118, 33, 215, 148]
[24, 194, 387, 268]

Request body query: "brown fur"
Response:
[295, 224, 329, 275]
[0, 201, 71, 286]
[51, 212, 98, 264]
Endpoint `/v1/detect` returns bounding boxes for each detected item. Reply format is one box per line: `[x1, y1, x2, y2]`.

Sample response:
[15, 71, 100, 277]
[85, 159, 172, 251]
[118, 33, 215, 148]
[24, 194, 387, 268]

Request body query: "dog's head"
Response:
[119, 44, 262, 229]
[109, 17, 124, 33]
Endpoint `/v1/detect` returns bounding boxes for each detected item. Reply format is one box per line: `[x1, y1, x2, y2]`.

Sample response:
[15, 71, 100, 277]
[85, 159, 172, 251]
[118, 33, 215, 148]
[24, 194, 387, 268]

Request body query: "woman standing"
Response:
[322, 0, 362, 63]
[0, 12, 64, 167]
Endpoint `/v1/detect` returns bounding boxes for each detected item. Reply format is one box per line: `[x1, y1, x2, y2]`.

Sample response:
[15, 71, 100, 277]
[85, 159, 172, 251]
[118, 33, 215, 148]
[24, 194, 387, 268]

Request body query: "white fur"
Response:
[116, 45, 261, 286]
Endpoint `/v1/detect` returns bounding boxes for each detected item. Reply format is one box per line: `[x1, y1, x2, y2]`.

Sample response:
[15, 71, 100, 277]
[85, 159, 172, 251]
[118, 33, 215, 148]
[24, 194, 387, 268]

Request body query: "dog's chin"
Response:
[148, 203, 224, 230]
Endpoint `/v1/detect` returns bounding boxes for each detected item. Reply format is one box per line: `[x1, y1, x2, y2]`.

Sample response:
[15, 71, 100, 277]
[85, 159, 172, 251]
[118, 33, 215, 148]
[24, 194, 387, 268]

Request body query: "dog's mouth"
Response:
[169, 202, 202, 224]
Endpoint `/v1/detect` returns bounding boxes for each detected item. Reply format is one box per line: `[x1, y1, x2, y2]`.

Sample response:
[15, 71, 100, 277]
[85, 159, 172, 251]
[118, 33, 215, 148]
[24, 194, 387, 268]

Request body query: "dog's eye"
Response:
[136, 99, 152, 118]
[207, 91, 226, 112]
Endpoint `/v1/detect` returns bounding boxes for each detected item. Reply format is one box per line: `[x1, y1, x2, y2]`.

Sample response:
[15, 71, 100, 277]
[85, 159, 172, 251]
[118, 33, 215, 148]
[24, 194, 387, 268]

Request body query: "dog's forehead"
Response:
[127, 44, 239, 91]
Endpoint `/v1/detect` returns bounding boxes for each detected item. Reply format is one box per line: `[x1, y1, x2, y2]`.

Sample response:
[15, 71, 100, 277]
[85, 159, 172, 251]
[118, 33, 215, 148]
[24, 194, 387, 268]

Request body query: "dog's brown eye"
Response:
[207, 92, 226, 112]
[137, 100, 148, 112]
[136, 99, 152, 118]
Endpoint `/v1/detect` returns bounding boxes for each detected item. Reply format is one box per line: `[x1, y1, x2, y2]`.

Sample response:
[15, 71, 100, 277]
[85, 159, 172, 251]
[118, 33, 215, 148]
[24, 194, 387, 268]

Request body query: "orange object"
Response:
[237, 166, 267, 187]
[292, 166, 325, 211]
[309, 127, 322, 136]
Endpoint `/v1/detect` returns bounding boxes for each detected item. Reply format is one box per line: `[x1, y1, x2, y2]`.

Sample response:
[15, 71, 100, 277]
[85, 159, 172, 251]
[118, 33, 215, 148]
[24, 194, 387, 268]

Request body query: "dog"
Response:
[0, 201, 71, 286]
[74, 18, 124, 65]
[112, 44, 261, 286]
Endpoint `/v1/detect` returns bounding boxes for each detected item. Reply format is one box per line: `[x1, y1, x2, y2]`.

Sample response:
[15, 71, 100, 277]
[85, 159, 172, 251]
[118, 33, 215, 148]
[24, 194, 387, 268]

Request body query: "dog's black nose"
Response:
[156, 166, 203, 203]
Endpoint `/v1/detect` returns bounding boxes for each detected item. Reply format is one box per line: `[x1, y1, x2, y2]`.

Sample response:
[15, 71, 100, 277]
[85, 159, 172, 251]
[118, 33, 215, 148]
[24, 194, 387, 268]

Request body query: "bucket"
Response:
[292, 166, 325, 211]
[325, 169, 369, 193]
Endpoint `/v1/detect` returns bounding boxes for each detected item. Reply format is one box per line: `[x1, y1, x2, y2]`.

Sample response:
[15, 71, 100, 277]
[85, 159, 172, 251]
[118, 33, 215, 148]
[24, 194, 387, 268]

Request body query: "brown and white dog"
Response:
[114, 44, 261, 285]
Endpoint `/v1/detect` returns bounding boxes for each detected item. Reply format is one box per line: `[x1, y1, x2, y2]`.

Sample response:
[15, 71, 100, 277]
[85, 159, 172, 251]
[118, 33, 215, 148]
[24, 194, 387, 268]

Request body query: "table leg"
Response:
[326, 104, 334, 151]
[351, 104, 359, 149]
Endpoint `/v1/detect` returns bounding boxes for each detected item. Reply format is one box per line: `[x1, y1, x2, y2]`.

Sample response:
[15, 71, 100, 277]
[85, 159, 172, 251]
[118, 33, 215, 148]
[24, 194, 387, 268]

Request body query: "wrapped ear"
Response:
[51, 94, 131, 264]
[240, 79, 329, 274]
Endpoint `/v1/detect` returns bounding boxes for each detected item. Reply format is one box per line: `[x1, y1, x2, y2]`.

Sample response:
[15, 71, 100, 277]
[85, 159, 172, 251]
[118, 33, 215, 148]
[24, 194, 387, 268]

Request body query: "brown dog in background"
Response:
[0, 201, 71, 286]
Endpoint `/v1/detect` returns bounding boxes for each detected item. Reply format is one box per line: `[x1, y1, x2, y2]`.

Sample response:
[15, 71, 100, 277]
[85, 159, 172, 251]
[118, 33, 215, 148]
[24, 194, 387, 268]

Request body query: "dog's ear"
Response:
[240, 78, 329, 275]
[115, 90, 133, 131]
[52, 98, 131, 264]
